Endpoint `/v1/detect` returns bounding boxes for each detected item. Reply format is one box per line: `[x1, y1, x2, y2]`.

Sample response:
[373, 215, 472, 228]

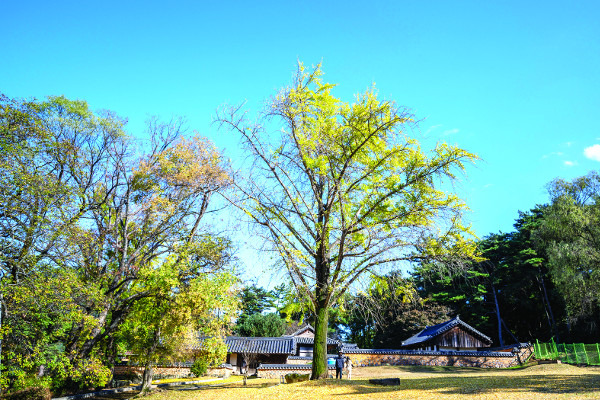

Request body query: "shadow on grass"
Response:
[166, 380, 279, 391]
[84, 391, 140, 400]
[337, 374, 600, 396]
[382, 365, 491, 374]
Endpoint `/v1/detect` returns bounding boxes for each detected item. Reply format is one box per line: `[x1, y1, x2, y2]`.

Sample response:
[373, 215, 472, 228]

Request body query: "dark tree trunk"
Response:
[311, 299, 330, 380]
[491, 284, 504, 347]
[141, 328, 161, 393]
[311, 190, 331, 380]
[539, 274, 560, 342]
[141, 364, 154, 393]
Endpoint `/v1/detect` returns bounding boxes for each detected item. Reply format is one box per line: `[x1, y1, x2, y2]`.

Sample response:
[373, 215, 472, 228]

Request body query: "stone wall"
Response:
[113, 365, 192, 380]
[113, 365, 232, 380]
[256, 365, 335, 379]
[344, 346, 533, 369]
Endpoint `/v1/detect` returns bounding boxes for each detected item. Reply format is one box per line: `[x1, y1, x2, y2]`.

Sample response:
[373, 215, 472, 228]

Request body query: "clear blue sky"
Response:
[3, 0, 600, 285]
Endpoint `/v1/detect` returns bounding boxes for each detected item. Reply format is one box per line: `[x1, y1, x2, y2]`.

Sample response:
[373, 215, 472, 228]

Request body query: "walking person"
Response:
[345, 357, 353, 380]
[335, 351, 345, 379]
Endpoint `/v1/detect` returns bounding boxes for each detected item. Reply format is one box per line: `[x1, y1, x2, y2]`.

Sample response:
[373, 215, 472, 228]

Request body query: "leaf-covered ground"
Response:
[96, 364, 600, 400]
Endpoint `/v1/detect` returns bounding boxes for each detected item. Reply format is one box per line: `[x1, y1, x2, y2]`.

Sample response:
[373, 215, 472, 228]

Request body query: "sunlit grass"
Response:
[137, 364, 600, 400]
[152, 376, 241, 385]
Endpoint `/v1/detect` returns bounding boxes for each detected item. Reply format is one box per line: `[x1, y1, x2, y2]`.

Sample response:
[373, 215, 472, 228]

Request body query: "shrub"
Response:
[70, 357, 112, 389]
[284, 373, 309, 383]
[3, 386, 51, 400]
[191, 359, 208, 377]
[5, 374, 51, 393]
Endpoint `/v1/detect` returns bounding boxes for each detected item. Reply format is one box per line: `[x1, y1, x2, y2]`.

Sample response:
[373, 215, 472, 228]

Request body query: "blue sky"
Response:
[3, 0, 600, 285]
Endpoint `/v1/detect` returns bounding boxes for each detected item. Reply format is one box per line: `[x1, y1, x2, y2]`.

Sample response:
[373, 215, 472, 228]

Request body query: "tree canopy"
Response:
[0, 94, 238, 394]
[535, 172, 600, 335]
[217, 62, 478, 378]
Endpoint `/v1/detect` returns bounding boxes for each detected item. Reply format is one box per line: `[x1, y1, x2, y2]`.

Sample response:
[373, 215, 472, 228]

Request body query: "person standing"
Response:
[335, 352, 345, 379]
[345, 357, 353, 380]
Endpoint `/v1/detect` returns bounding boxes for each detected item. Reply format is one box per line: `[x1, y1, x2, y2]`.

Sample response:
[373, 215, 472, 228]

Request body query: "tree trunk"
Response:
[491, 284, 504, 347]
[141, 363, 154, 393]
[311, 300, 329, 380]
[141, 327, 161, 393]
[539, 274, 560, 342]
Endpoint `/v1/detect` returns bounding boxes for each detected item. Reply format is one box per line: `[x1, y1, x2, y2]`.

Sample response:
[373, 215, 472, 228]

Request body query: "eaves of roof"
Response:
[295, 336, 340, 345]
[401, 316, 492, 347]
[257, 364, 336, 370]
[342, 348, 515, 357]
[225, 337, 295, 354]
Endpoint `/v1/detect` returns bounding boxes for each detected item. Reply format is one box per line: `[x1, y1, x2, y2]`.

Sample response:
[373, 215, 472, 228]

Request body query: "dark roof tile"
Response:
[225, 337, 295, 354]
[401, 316, 492, 347]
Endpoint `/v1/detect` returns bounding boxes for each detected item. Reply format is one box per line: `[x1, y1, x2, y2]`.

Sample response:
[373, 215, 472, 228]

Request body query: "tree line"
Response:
[2, 62, 598, 395]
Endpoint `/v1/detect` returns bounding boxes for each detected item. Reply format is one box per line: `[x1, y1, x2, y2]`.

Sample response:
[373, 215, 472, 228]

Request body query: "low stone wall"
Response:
[344, 346, 533, 369]
[256, 364, 335, 379]
[113, 365, 232, 380]
[113, 365, 191, 380]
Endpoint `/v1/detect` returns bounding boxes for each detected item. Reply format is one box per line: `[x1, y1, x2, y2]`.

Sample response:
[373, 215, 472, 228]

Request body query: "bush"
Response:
[191, 359, 208, 377]
[284, 373, 309, 383]
[70, 357, 112, 390]
[3, 386, 51, 400]
[5, 374, 51, 394]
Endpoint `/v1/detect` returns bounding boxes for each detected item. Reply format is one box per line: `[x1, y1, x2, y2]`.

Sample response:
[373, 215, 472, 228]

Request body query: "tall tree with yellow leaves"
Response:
[217, 62, 479, 379]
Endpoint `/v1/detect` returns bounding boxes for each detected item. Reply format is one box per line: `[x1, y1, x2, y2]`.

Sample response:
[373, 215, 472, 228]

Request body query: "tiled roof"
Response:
[284, 324, 315, 337]
[401, 316, 492, 347]
[288, 356, 312, 360]
[257, 364, 335, 370]
[295, 336, 339, 345]
[225, 337, 295, 354]
[341, 348, 514, 357]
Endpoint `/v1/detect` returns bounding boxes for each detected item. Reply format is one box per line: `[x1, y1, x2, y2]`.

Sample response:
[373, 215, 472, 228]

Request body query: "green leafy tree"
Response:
[535, 172, 600, 339]
[119, 261, 238, 393]
[235, 284, 276, 331]
[236, 313, 286, 337]
[217, 62, 478, 378]
[1, 94, 126, 393]
[61, 118, 230, 365]
[414, 207, 566, 345]
[0, 94, 233, 392]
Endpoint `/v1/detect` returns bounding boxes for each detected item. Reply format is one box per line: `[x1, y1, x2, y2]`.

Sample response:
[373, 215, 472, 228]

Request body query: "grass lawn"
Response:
[98, 363, 600, 400]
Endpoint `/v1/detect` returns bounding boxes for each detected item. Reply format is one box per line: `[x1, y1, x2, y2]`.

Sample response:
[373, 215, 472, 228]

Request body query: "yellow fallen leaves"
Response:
[143, 364, 600, 400]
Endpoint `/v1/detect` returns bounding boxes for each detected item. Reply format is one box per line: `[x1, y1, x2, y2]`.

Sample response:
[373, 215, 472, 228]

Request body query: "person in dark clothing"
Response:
[335, 352, 345, 379]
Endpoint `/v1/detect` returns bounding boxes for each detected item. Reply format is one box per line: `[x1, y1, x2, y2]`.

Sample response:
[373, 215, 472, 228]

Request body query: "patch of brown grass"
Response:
[133, 364, 600, 400]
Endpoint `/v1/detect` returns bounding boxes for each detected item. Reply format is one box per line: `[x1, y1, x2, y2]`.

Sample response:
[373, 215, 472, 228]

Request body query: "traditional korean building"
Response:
[400, 316, 493, 351]
[225, 324, 340, 372]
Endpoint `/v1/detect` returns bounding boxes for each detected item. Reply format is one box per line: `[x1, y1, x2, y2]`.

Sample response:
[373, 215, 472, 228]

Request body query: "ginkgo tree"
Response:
[217, 62, 479, 379]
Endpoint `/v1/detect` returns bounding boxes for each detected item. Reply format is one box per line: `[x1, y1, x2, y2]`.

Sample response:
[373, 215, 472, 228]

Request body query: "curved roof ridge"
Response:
[401, 316, 492, 347]
[283, 324, 315, 337]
